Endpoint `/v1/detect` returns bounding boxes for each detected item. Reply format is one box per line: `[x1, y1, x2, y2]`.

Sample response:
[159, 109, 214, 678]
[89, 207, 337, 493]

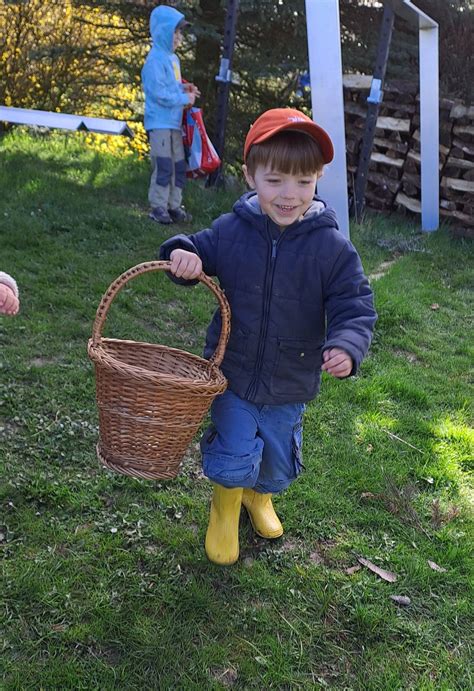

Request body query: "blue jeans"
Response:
[201, 389, 305, 493]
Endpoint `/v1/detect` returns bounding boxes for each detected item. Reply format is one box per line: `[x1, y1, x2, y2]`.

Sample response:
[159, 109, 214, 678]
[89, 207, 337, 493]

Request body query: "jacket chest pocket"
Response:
[270, 338, 323, 398]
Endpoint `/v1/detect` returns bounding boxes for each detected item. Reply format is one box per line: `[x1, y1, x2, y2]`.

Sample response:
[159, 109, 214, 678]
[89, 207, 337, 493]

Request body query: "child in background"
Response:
[160, 108, 377, 565]
[142, 5, 200, 225]
[0, 272, 19, 315]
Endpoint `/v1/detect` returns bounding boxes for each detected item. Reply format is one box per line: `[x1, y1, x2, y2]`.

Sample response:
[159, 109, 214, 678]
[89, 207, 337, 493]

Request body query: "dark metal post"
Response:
[207, 0, 239, 187]
[351, 2, 395, 220]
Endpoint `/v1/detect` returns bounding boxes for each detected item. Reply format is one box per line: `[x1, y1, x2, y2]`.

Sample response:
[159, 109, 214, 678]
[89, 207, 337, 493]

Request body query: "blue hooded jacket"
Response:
[160, 192, 377, 405]
[141, 5, 189, 131]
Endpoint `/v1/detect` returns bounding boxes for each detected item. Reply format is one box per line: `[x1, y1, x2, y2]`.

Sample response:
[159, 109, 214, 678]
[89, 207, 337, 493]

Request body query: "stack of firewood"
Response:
[344, 75, 416, 212]
[343, 74, 473, 232]
[440, 103, 474, 230]
[344, 75, 370, 188]
[395, 97, 451, 216]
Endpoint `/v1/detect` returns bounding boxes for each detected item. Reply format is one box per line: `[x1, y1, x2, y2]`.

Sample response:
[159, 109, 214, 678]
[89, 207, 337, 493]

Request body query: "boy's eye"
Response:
[266, 178, 281, 184]
[299, 180, 313, 185]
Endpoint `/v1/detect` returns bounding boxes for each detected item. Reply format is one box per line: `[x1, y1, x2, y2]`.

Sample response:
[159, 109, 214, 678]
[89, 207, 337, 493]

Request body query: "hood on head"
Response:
[150, 5, 185, 52]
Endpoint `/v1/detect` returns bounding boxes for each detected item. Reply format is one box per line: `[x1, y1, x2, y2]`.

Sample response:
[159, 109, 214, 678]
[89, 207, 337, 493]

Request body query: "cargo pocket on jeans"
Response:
[292, 419, 305, 477]
[200, 426, 262, 487]
[202, 452, 259, 487]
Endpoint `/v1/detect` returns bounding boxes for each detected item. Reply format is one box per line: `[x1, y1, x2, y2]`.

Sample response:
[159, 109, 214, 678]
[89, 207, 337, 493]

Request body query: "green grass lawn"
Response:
[1, 130, 473, 690]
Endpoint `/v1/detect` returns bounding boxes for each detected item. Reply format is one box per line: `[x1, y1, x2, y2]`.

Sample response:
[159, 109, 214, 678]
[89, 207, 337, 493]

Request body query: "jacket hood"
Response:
[150, 5, 184, 52]
[233, 191, 339, 235]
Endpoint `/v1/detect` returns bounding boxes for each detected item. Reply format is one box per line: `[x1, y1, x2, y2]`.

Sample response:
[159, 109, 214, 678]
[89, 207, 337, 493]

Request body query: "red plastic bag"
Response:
[182, 107, 221, 179]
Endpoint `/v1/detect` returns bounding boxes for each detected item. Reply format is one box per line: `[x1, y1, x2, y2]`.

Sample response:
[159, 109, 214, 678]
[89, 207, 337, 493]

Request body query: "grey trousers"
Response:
[148, 128, 186, 210]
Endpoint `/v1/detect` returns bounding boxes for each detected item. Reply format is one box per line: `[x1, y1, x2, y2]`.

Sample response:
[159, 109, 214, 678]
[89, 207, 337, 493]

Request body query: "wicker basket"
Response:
[88, 261, 230, 480]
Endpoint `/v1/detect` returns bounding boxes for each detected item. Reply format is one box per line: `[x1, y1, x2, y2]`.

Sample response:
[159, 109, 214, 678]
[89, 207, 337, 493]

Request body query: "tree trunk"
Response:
[192, 0, 223, 140]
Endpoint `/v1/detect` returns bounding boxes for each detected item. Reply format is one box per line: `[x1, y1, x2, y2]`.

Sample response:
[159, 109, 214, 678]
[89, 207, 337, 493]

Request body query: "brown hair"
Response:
[245, 130, 325, 176]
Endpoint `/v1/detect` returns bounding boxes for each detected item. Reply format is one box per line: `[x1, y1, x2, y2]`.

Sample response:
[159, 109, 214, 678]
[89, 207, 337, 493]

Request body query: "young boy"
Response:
[142, 5, 200, 224]
[159, 108, 377, 565]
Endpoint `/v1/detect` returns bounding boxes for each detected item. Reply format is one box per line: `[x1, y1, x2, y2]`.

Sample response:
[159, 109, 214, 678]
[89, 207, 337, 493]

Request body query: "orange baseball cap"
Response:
[244, 108, 334, 164]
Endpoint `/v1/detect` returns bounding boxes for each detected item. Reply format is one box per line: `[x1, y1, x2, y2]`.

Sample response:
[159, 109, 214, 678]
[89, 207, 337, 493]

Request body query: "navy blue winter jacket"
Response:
[160, 192, 377, 405]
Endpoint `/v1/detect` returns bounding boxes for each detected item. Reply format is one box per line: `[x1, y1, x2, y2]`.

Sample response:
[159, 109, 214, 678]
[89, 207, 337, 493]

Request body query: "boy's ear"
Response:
[242, 164, 255, 189]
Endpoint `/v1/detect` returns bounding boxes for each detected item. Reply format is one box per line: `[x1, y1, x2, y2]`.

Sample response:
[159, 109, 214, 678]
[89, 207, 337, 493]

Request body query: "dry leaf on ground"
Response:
[357, 556, 397, 582]
[428, 560, 447, 572]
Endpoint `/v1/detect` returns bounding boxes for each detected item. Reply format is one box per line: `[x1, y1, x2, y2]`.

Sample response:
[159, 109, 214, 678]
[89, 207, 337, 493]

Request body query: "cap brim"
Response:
[251, 122, 334, 164]
[177, 19, 191, 30]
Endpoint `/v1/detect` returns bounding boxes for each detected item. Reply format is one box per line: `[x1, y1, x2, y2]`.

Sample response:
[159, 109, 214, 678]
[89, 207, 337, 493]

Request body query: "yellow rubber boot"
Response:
[205, 484, 243, 565]
[242, 488, 283, 539]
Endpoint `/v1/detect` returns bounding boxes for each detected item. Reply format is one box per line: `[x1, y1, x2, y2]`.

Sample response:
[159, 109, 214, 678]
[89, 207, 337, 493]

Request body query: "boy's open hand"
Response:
[321, 347, 353, 378]
[169, 249, 203, 280]
[0, 284, 19, 315]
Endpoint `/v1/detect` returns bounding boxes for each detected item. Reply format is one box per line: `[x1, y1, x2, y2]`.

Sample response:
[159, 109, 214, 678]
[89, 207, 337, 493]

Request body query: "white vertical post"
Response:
[305, 0, 349, 238]
[419, 24, 439, 231]
[396, 1, 439, 232]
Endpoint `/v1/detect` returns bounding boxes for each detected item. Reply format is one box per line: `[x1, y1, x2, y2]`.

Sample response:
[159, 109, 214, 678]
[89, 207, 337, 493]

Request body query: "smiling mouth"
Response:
[276, 204, 298, 212]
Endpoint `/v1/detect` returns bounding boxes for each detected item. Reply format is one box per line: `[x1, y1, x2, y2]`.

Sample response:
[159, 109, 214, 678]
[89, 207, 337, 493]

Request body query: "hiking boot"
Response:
[149, 206, 172, 224]
[169, 207, 192, 223]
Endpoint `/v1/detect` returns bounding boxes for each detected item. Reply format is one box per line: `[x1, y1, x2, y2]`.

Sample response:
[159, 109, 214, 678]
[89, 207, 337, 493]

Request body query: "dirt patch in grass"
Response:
[210, 666, 238, 687]
[369, 258, 399, 282]
[393, 349, 419, 363]
[29, 356, 63, 367]
[181, 442, 205, 481]
[280, 537, 302, 553]
[0, 419, 23, 436]
[308, 539, 340, 567]
[255, 536, 341, 568]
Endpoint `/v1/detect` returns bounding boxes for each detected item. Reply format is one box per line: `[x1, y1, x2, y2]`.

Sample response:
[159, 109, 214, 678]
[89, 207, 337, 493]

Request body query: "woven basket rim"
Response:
[88, 336, 226, 385]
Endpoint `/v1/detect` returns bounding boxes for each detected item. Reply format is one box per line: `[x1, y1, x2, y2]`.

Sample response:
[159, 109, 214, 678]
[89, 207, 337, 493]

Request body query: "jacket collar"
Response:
[233, 191, 339, 235]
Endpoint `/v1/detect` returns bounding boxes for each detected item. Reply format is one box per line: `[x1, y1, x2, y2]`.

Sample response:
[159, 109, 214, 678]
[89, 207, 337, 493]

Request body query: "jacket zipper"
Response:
[245, 225, 282, 399]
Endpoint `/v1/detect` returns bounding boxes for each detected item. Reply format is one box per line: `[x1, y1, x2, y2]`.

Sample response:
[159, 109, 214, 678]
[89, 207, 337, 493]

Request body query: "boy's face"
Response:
[243, 164, 319, 228]
[173, 28, 183, 50]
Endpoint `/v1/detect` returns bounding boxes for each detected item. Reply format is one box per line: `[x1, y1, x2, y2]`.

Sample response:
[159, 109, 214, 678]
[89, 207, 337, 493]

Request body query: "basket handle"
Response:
[90, 261, 231, 367]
